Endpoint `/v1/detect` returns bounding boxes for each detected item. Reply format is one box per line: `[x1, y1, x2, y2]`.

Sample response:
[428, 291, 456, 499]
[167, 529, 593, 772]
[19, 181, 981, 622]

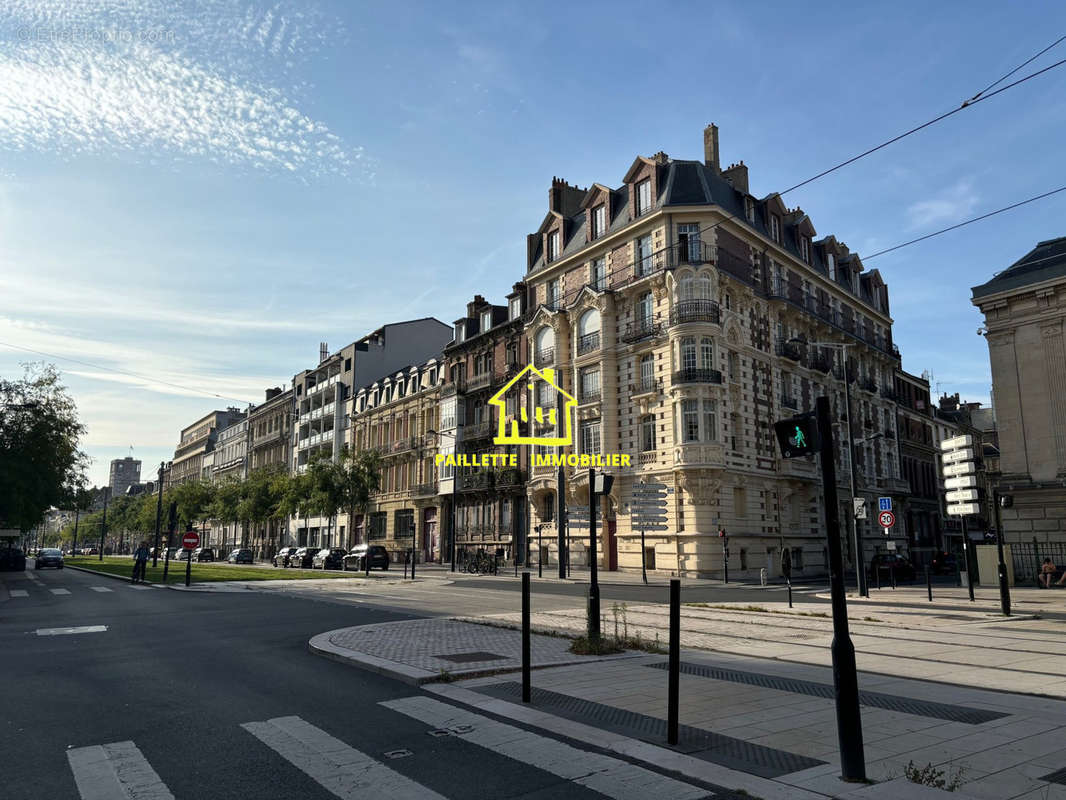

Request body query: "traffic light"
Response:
[999, 494, 1013, 509]
[774, 413, 820, 458]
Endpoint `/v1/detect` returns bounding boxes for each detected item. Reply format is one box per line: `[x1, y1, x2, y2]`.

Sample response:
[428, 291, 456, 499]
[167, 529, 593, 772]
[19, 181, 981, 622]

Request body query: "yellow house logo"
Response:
[490, 365, 576, 447]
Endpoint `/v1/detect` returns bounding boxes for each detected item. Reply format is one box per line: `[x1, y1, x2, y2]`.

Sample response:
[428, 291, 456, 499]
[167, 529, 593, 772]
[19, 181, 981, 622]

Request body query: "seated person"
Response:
[1039, 558, 1057, 588]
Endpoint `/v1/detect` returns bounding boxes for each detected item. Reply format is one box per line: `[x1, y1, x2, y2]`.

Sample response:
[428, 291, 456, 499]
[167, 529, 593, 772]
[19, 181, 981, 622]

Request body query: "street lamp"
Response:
[426, 428, 458, 572]
[789, 338, 869, 596]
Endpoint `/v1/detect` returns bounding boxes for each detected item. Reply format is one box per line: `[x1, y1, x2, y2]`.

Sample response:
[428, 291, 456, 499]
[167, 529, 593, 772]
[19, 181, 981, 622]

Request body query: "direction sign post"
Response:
[631, 480, 669, 585]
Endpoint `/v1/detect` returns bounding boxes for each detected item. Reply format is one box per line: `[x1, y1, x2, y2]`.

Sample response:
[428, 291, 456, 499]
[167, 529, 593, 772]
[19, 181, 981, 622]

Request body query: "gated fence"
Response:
[1010, 540, 1066, 583]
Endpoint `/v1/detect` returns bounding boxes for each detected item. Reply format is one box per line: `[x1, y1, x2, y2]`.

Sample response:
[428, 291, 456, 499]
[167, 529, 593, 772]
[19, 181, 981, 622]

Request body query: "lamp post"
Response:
[427, 428, 459, 571]
[790, 338, 868, 597]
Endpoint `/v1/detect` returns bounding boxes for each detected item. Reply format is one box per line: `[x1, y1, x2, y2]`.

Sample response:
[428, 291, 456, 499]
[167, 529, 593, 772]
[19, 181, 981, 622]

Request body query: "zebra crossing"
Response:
[4, 583, 157, 601]
[64, 704, 715, 799]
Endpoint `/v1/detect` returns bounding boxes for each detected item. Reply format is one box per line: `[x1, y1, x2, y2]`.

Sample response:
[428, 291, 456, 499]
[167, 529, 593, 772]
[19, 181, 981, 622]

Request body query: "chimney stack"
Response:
[703, 124, 720, 173]
[319, 342, 328, 363]
[722, 161, 748, 194]
[549, 176, 586, 218]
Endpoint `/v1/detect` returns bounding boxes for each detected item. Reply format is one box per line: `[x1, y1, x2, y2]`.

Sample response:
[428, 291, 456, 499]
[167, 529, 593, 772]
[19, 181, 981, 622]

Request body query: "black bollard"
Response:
[926, 566, 932, 602]
[787, 576, 793, 609]
[890, 565, 896, 590]
[667, 578, 680, 746]
[875, 566, 880, 591]
[522, 572, 531, 703]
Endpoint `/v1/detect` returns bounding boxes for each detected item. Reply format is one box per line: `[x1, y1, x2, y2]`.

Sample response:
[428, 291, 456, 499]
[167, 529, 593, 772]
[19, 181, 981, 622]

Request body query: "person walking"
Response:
[132, 541, 149, 583]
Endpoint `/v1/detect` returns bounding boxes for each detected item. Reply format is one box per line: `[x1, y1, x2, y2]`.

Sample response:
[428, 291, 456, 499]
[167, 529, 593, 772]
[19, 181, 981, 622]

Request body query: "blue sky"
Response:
[1, 1, 1064, 487]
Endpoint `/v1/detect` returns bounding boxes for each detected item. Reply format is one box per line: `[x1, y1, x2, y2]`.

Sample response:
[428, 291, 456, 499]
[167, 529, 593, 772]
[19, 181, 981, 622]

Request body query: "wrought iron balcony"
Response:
[459, 470, 494, 491]
[664, 240, 717, 267]
[577, 331, 601, 355]
[630, 376, 662, 395]
[495, 468, 526, 487]
[780, 394, 798, 410]
[579, 388, 602, 404]
[534, 347, 555, 367]
[467, 373, 492, 392]
[411, 482, 437, 497]
[462, 421, 494, 440]
[775, 340, 804, 362]
[670, 299, 721, 326]
[673, 368, 723, 384]
[621, 316, 662, 343]
[808, 353, 833, 373]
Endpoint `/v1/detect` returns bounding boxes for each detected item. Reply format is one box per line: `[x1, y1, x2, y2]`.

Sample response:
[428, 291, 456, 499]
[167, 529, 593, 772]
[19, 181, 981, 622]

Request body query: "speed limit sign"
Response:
[878, 510, 895, 528]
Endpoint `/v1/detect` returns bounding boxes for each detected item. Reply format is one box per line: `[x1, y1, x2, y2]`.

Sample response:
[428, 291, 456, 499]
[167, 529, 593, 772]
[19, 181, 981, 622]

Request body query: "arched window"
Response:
[577, 308, 601, 354]
[680, 272, 713, 302]
[534, 326, 555, 365]
[680, 337, 697, 371]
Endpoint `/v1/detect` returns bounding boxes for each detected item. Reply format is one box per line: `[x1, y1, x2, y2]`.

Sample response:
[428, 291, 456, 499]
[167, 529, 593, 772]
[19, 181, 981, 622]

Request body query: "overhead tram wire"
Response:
[864, 185, 1066, 261]
[0, 340, 258, 406]
[546, 48, 1066, 311]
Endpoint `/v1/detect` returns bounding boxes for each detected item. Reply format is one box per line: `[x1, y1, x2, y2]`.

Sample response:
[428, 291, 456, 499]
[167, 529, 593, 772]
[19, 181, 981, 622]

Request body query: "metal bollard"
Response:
[926, 566, 932, 602]
[667, 578, 680, 746]
[522, 572, 531, 703]
[875, 566, 880, 591]
[890, 565, 896, 590]
[787, 577, 793, 609]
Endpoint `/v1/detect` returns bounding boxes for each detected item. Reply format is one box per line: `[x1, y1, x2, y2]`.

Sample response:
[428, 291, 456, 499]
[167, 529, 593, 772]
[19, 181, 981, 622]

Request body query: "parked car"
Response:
[192, 547, 215, 562]
[868, 553, 916, 582]
[174, 548, 192, 561]
[930, 551, 959, 575]
[0, 547, 27, 572]
[312, 547, 347, 570]
[288, 547, 318, 569]
[272, 546, 298, 568]
[33, 548, 64, 569]
[343, 545, 390, 571]
[227, 548, 254, 564]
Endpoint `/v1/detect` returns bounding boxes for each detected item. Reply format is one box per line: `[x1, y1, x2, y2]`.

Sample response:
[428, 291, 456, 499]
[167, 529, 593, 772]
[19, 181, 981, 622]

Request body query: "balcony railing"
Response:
[808, 353, 833, 373]
[670, 299, 721, 326]
[495, 468, 526, 487]
[577, 331, 601, 355]
[638, 450, 657, 465]
[664, 240, 716, 268]
[630, 376, 662, 394]
[859, 378, 879, 394]
[467, 373, 492, 392]
[411, 482, 437, 497]
[621, 316, 663, 343]
[780, 394, 798, 410]
[775, 340, 803, 362]
[463, 421, 494, 440]
[579, 388, 602, 403]
[459, 470, 494, 491]
[534, 347, 555, 367]
[673, 368, 723, 384]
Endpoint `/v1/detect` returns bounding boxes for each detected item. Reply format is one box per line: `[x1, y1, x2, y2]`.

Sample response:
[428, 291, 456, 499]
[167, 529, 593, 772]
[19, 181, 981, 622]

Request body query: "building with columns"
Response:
[972, 236, 1066, 543]
[522, 124, 908, 580]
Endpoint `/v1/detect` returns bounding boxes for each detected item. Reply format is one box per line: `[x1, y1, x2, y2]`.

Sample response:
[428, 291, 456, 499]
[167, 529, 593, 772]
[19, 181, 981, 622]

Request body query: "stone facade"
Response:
[973, 236, 1066, 543]
[168, 408, 244, 488]
[108, 457, 141, 497]
[247, 386, 294, 557]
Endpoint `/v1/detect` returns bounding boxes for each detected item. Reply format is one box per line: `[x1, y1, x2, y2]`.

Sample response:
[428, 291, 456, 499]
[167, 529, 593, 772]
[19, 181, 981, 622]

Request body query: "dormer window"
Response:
[508, 296, 521, 320]
[827, 253, 836, 281]
[770, 215, 780, 243]
[636, 179, 652, 215]
[547, 230, 560, 262]
[481, 310, 492, 333]
[745, 197, 755, 223]
[800, 237, 810, 264]
[592, 204, 606, 238]
[455, 323, 465, 343]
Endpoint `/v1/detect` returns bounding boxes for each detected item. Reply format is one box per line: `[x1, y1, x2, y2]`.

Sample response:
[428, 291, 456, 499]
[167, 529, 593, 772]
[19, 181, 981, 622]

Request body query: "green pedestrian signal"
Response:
[774, 413, 820, 458]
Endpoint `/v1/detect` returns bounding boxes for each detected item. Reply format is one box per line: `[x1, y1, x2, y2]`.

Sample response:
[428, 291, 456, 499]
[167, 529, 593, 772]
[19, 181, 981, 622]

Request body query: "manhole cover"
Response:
[434, 651, 508, 663]
[383, 749, 412, 760]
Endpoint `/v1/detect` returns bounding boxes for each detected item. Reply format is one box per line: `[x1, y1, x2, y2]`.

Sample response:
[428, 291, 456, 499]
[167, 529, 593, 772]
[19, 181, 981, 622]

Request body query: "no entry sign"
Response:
[182, 531, 200, 550]
[878, 510, 895, 529]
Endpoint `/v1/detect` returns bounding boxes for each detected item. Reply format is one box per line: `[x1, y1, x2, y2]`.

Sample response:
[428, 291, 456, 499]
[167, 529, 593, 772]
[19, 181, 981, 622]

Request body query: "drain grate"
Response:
[473, 682, 825, 778]
[433, 651, 508, 663]
[646, 662, 1007, 725]
[1041, 767, 1066, 785]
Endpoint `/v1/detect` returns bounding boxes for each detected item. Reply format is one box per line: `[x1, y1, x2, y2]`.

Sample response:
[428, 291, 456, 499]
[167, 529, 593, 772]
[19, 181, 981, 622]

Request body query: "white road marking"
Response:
[130, 585, 153, 590]
[67, 740, 174, 800]
[241, 715, 447, 800]
[10, 589, 28, 597]
[50, 588, 72, 595]
[37, 625, 108, 636]
[91, 586, 114, 593]
[381, 696, 710, 800]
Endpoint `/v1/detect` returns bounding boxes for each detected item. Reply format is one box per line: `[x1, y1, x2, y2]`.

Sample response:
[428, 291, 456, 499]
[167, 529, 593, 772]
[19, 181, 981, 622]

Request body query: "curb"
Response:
[65, 563, 169, 588]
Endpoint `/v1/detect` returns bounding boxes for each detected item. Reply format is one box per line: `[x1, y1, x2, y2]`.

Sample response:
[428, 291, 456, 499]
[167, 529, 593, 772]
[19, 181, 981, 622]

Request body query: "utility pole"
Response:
[557, 464, 566, 579]
[152, 462, 164, 568]
[98, 487, 109, 560]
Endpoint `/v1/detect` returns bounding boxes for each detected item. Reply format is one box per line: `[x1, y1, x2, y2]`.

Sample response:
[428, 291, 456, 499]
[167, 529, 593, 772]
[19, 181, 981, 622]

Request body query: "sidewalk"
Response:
[310, 613, 1066, 799]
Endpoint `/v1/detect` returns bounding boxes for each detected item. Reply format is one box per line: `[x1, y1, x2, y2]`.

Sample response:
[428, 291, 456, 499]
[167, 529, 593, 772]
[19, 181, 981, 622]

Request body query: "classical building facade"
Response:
[522, 125, 908, 579]
[348, 358, 443, 560]
[892, 370, 943, 563]
[972, 236, 1066, 543]
[440, 290, 530, 564]
[248, 386, 294, 557]
[168, 408, 244, 488]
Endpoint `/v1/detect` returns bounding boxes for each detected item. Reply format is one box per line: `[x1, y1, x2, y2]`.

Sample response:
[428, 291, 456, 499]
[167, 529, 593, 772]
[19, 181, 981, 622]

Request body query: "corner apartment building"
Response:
[108, 457, 141, 497]
[247, 386, 294, 557]
[168, 408, 245, 488]
[891, 370, 944, 562]
[972, 236, 1066, 544]
[440, 290, 530, 564]
[348, 357, 443, 559]
[522, 125, 907, 579]
[290, 320, 452, 548]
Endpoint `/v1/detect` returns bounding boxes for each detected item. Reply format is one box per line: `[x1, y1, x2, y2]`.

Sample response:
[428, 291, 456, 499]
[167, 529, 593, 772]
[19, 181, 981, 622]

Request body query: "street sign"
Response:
[853, 498, 867, 520]
[943, 461, 976, 478]
[947, 502, 981, 516]
[774, 413, 820, 458]
[946, 489, 979, 504]
[636, 481, 669, 490]
[594, 474, 615, 495]
[942, 448, 974, 465]
[945, 475, 977, 490]
[632, 517, 668, 525]
[633, 524, 670, 531]
[886, 541, 897, 551]
[941, 434, 973, 451]
[878, 497, 892, 512]
[182, 531, 200, 550]
[877, 510, 895, 528]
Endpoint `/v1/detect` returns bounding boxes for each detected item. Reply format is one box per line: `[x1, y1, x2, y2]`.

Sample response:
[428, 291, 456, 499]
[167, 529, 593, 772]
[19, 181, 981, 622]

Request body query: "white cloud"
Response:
[905, 179, 979, 231]
[0, 1, 367, 179]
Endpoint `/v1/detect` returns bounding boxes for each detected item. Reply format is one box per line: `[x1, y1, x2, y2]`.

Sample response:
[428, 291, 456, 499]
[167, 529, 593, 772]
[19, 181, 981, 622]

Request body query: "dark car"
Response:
[289, 547, 318, 569]
[312, 547, 347, 570]
[343, 545, 390, 571]
[930, 551, 959, 575]
[0, 547, 27, 572]
[227, 548, 254, 564]
[272, 546, 299, 568]
[192, 547, 215, 562]
[34, 548, 65, 569]
[868, 553, 916, 582]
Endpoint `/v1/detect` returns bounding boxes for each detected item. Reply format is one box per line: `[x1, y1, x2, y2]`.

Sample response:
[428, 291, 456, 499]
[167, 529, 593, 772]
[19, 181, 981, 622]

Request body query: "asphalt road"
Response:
[1, 565, 733, 800]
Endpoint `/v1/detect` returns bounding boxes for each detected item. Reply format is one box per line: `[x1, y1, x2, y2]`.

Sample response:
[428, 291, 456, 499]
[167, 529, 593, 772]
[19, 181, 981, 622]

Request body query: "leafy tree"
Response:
[308, 455, 345, 547]
[0, 364, 87, 532]
[337, 448, 381, 548]
[169, 480, 216, 533]
[211, 478, 243, 551]
[240, 466, 284, 550]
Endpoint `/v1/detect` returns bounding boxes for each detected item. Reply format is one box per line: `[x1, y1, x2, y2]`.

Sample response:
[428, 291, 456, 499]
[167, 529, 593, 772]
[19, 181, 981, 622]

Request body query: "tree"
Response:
[211, 478, 242, 552]
[169, 480, 216, 533]
[0, 364, 87, 532]
[337, 448, 381, 548]
[307, 455, 345, 547]
[240, 466, 284, 552]
[278, 469, 314, 547]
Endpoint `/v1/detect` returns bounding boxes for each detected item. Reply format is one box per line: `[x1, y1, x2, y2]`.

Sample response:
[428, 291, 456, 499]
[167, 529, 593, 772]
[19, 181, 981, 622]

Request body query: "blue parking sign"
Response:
[878, 497, 892, 512]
